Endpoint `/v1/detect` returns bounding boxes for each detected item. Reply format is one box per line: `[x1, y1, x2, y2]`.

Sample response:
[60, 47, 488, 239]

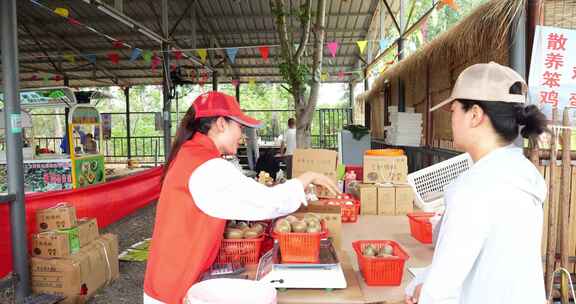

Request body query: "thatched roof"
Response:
[357, 0, 525, 103]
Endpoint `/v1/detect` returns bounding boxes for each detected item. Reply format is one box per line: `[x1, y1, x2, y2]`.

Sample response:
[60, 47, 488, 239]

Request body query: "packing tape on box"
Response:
[94, 240, 113, 286]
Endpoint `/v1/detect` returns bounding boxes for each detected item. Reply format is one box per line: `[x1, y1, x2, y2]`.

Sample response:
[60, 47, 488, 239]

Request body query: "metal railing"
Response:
[27, 108, 352, 163]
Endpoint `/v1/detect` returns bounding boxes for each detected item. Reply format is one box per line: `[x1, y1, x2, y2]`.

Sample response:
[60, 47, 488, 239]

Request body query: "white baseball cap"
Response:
[430, 62, 528, 112]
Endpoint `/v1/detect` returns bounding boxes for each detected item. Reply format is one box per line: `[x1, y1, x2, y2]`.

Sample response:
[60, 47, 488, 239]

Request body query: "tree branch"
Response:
[294, 0, 312, 60]
[271, 0, 292, 62]
[304, 0, 326, 120]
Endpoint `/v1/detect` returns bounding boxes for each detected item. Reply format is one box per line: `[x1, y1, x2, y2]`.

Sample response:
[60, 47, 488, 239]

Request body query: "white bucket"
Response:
[184, 278, 277, 304]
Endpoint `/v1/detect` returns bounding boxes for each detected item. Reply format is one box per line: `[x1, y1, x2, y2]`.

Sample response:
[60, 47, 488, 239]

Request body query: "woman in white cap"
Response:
[405, 62, 548, 304]
[144, 91, 339, 304]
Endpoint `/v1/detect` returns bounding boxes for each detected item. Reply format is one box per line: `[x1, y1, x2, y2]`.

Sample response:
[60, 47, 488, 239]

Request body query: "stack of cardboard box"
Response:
[30, 204, 119, 304]
[357, 154, 414, 216]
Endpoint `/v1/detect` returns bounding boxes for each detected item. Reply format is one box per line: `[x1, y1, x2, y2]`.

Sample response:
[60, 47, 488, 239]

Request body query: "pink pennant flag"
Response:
[30, 74, 39, 81]
[52, 74, 62, 82]
[338, 70, 345, 80]
[67, 17, 81, 26]
[231, 79, 240, 87]
[151, 54, 161, 70]
[170, 64, 177, 72]
[259, 46, 270, 61]
[173, 50, 183, 60]
[327, 42, 339, 58]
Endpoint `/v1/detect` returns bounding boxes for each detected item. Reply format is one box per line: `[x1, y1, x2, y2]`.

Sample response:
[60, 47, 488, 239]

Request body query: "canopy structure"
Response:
[2, 0, 419, 88]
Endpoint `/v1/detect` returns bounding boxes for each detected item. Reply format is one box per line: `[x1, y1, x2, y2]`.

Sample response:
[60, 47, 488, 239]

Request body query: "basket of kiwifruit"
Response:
[217, 221, 268, 265]
[271, 214, 328, 263]
[352, 240, 409, 286]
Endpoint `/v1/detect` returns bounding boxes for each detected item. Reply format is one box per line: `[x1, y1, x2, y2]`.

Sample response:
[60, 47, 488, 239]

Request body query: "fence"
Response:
[27, 108, 352, 163]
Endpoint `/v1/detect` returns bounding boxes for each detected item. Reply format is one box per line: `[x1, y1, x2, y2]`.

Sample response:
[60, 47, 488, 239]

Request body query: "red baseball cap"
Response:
[192, 91, 262, 128]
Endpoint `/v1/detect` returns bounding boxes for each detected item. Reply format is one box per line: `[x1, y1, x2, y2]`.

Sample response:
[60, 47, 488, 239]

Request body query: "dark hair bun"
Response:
[517, 105, 547, 139]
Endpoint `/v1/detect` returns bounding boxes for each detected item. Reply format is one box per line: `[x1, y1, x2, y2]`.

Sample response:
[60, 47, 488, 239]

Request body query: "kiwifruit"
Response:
[362, 245, 376, 257]
[251, 223, 265, 233]
[303, 213, 319, 220]
[291, 220, 308, 233]
[382, 244, 394, 255]
[274, 224, 291, 233]
[243, 229, 261, 239]
[306, 225, 321, 233]
[284, 215, 298, 223]
[224, 228, 244, 239]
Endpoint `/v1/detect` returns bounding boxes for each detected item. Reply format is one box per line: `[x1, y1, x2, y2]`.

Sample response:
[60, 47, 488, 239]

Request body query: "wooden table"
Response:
[249, 215, 434, 304]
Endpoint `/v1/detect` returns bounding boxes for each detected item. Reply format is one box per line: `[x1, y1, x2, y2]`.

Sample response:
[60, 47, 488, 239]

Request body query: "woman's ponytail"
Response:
[516, 105, 548, 140]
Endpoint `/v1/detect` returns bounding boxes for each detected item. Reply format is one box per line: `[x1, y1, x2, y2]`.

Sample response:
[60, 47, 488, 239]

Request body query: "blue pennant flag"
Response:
[85, 54, 97, 64]
[226, 48, 239, 63]
[379, 38, 388, 50]
[129, 48, 142, 62]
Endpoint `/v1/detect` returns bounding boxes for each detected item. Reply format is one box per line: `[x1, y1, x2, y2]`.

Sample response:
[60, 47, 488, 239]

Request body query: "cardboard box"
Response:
[36, 204, 77, 232]
[30, 233, 119, 304]
[395, 184, 414, 215]
[32, 230, 78, 258]
[377, 184, 396, 216]
[295, 204, 342, 249]
[77, 218, 99, 247]
[363, 155, 408, 184]
[292, 149, 338, 197]
[358, 183, 378, 215]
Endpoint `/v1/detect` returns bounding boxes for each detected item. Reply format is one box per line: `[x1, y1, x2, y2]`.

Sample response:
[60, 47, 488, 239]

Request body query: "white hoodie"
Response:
[407, 145, 547, 304]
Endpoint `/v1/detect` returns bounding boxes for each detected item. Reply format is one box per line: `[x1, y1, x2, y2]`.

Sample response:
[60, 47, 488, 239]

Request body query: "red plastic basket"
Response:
[352, 240, 409, 286]
[407, 212, 434, 244]
[216, 236, 264, 265]
[319, 195, 360, 223]
[272, 220, 328, 263]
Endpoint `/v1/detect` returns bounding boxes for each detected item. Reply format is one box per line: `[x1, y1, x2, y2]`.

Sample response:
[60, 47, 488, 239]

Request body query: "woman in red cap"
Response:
[144, 92, 339, 304]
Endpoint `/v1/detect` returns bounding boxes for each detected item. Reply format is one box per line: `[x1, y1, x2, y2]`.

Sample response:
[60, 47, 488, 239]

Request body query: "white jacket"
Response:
[408, 145, 547, 304]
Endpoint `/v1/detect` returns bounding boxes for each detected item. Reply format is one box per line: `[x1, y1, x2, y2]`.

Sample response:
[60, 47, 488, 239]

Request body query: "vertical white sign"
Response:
[529, 25, 576, 119]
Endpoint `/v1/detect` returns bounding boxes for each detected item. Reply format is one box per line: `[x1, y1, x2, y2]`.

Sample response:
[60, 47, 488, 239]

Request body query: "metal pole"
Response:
[527, 0, 542, 76]
[348, 82, 354, 124]
[397, 0, 406, 113]
[363, 69, 368, 91]
[212, 71, 218, 91]
[510, 2, 527, 147]
[124, 87, 131, 160]
[1, 0, 31, 301]
[235, 81, 241, 104]
[161, 0, 172, 160]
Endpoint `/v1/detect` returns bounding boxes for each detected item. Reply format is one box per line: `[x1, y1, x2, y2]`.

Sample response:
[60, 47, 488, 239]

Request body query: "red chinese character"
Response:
[547, 33, 568, 51]
[570, 93, 576, 107]
[43, 173, 50, 183]
[545, 53, 564, 70]
[573, 66, 576, 80]
[540, 91, 559, 106]
[542, 71, 562, 88]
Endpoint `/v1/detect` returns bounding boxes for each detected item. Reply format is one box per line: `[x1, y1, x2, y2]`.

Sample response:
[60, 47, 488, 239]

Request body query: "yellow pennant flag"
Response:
[356, 40, 368, 55]
[321, 72, 329, 82]
[248, 78, 256, 87]
[63, 53, 75, 64]
[197, 49, 207, 63]
[54, 7, 69, 18]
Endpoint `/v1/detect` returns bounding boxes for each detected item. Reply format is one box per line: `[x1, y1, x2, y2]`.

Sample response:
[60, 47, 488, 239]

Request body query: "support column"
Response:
[161, 0, 172, 160]
[212, 71, 218, 91]
[124, 87, 132, 160]
[349, 82, 355, 124]
[397, 0, 406, 112]
[235, 81, 241, 103]
[1, 0, 30, 302]
[364, 69, 369, 91]
[510, 2, 527, 147]
[64, 77, 70, 141]
[162, 43, 172, 160]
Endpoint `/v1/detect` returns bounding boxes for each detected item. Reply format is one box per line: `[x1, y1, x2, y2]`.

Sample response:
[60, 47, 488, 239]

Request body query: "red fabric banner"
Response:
[0, 166, 163, 278]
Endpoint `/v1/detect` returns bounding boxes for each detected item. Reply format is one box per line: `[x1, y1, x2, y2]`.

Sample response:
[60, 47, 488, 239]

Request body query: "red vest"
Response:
[144, 133, 225, 303]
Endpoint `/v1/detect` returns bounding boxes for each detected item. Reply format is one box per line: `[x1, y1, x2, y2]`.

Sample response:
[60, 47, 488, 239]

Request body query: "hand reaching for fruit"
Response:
[296, 172, 340, 196]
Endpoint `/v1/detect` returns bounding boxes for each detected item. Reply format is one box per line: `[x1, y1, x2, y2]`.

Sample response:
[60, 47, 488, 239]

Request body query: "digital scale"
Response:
[255, 239, 347, 289]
